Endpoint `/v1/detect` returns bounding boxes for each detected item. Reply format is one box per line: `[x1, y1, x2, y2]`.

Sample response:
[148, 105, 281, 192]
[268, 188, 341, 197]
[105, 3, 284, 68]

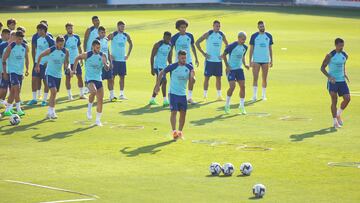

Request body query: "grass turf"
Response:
[0, 6, 359, 202]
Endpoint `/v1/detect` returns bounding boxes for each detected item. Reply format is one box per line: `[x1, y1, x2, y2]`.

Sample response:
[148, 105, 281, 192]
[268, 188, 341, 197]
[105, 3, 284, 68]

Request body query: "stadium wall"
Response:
[107, 0, 222, 5]
[295, 0, 360, 8]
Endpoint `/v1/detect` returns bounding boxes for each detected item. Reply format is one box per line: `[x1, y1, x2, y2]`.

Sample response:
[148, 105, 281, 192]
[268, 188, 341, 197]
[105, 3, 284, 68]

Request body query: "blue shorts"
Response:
[87, 80, 103, 89]
[328, 81, 350, 96]
[9, 73, 23, 86]
[102, 68, 113, 80]
[46, 75, 61, 90]
[65, 64, 82, 76]
[204, 61, 222, 77]
[227, 69, 245, 81]
[32, 63, 47, 79]
[254, 62, 269, 66]
[0, 73, 10, 89]
[169, 93, 187, 112]
[154, 68, 167, 83]
[113, 61, 126, 76]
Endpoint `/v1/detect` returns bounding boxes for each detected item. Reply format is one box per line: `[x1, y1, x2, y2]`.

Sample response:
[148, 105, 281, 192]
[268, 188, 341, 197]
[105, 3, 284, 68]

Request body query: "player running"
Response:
[222, 32, 249, 114]
[195, 20, 228, 101]
[97, 26, 115, 101]
[36, 36, 69, 119]
[84, 16, 100, 52]
[320, 38, 351, 128]
[171, 19, 199, 104]
[0, 29, 11, 107]
[2, 31, 29, 116]
[64, 22, 86, 100]
[249, 21, 273, 101]
[28, 23, 55, 106]
[73, 39, 109, 126]
[149, 31, 172, 107]
[107, 21, 133, 100]
[154, 50, 195, 140]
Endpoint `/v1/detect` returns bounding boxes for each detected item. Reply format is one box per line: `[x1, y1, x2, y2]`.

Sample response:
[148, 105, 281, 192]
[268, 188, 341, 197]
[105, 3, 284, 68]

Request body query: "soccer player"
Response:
[64, 22, 86, 100]
[28, 23, 55, 106]
[149, 31, 172, 107]
[16, 26, 27, 44]
[154, 50, 195, 140]
[222, 32, 250, 114]
[84, 16, 100, 52]
[97, 26, 115, 101]
[107, 21, 133, 100]
[7, 18, 16, 31]
[2, 31, 29, 116]
[36, 36, 69, 119]
[171, 19, 199, 104]
[195, 20, 228, 101]
[0, 29, 11, 107]
[73, 39, 109, 126]
[249, 21, 273, 101]
[320, 38, 351, 128]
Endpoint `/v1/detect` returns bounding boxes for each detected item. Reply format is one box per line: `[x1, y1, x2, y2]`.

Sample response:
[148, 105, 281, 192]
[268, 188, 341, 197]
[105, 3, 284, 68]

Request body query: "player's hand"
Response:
[203, 53, 210, 59]
[125, 55, 129, 60]
[25, 71, 29, 77]
[3, 73, 9, 80]
[245, 65, 250, 70]
[195, 60, 199, 67]
[328, 76, 336, 84]
[151, 69, 155, 76]
[250, 62, 255, 68]
[225, 66, 230, 75]
[35, 64, 40, 73]
[80, 60, 84, 66]
[269, 62, 273, 68]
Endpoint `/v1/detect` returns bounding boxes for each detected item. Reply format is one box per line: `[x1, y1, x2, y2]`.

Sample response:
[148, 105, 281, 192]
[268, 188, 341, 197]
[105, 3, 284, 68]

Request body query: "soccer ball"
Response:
[253, 184, 266, 198]
[240, 162, 253, 176]
[222, 163, 234, 176]
[10, 114, 21, 125]
[209, 162, 222, 176]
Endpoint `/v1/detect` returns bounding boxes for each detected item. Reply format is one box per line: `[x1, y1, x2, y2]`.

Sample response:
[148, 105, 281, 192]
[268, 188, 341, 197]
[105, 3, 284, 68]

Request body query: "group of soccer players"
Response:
[0, 17, 352, 138]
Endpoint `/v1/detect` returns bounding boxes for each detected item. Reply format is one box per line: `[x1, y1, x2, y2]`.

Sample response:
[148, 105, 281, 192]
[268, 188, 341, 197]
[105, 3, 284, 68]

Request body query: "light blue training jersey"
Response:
[249, 32, 273, 63]
[7, 42, 27, 75]
[164, 63, 193, 96]
[153, 40, 172, 70]
[85, 51, 104, 82]
[45, 46, 67, 78]
[33, 34, 55, 65]
[86, 26, 99, 52]
[64, 34, 81, 64]
[206, 30, 224, 62]
[171, 32, 194, 64]
[328, 50, 348, 82]
[97, 37, 109, 61]
[224, 42, 248, 70]
[111, 31, 128, 62]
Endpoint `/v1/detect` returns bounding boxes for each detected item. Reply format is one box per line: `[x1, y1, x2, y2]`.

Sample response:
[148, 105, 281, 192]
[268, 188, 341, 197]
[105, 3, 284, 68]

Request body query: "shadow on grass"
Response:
[248, 196, 263, 200]
[32, 125, 95, 142]
[190, 114, 238, 126]
[0, 118, 48, 136]
[216, 99, 262, 111]
[290, 127, 337, 142]
[120, 140, 175, 157]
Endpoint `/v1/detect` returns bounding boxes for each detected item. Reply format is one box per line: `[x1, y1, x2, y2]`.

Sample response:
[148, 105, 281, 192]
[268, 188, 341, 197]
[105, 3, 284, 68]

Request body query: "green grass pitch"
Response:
[0, 6, 359, 202]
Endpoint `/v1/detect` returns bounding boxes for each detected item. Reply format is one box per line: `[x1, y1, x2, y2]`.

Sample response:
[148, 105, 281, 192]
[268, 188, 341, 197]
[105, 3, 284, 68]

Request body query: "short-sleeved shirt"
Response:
[33, 34, 55, 65]
[97, 37, 109, 60]
[171, 32, 194, 64]
[163, 63, 193, 96]
[64, 34, 81, 64]
[7, 42, 27, 75]
[0, 41, 9, 74]
[154, 40, 172, 70]
[86, 26, 99, 52]
[328, 50, 348, 82]
[45, 46, 67, 78]
[111, 31, 128, 62]
[85, 51, 104, 82]
[224, 42, 248, 70]
[249, 32, 273, 63]
[206, 30, 224, 62]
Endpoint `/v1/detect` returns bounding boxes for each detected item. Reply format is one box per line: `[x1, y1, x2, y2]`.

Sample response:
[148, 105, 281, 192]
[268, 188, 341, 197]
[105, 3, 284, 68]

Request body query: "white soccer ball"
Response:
[209, 162, 222, 176]
[222, 163, 234, 176]
[10, 114, 21, 125]
[253, 184, 266, 198]
[83, 87, 89, 94]
[240, 162, 253, 176]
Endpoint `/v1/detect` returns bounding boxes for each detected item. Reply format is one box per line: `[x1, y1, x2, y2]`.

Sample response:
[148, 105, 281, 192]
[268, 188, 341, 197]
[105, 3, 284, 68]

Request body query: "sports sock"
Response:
[110, 90, 114, 98]
[239, 98, 245, 107]
[6, 103, 13, 111]
[226, 96, 231, 106]
[32, 92, 37, 100]
[333, 117, 338, 125]
[120, 90, 124, 96]
[203, 90, 208, 98]
[163, 97, 167, 102]
[88, 103, 93, 112]
[67, 89, 72, 97]
[337, 108, 344, 117]
[16, 102, 21, 111]
[253, 86, 258, 98]
[96, 112, 102, 121]
[43, 93, 48, 101]
[217, 90, 222, 97]
[262, 88, 266, 98]
[188, 90, 193, 99]
[37, 90, 41, 97]
[79, 87, 84, 96]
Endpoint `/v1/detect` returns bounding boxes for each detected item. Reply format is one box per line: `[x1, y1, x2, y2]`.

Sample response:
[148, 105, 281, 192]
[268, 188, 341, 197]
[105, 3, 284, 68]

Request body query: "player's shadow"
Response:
[56, 100, 111, 113]
[215, 100, 261, 111]
[289, 127, 337, 142]
[0, 118, 48, 136]
[120, 104, 164, 115]
[120, 140, 175, 157]
[190, 114, 238, 126]
[188, 100, 218, 109]
[22, 96, 79, 111]
[32, 125, 95, 142]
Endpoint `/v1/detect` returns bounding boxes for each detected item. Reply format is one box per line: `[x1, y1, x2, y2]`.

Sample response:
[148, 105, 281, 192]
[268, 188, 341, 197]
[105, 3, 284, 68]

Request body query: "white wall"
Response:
[296, 0, 360, 8]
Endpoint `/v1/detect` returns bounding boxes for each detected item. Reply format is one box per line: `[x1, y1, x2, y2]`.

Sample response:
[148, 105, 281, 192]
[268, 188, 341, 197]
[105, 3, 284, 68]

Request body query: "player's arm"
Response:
[154, 66, 171, 94]
[36, 48, 51, 67]
[64, 50, 71, 75]
[107, 32, 114, 40]
[221, 51, 230, 74]
[344, 62, 350, 82]
[320, 54, 335, 83]
[126, 34, 133, 60]
[168, 47, 173, 65]
[2, 45, 11, 76]
[195, 32, 209, 59]
[191, 43, 199, 67]
[83, 28, 90, 51]
[249, 45, 254, 67]
[74, 53, 87, 73]
[150, 42, 159, 75]
[77, 45, 84, 66]
[102, 54, 110, 71]
[269, 45, 273, 67]
[222, 33, 229, 46]
[242, 52, 249, 70]
[24, 46, 30, 76]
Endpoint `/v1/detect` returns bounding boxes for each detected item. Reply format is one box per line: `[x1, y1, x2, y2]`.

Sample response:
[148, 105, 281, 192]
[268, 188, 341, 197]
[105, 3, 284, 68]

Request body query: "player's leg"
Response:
[108, 78, 116, 101]
[225, 70, 235, 114]
[4, 86, 15, 116]
[203, 76, 210, 99]
[170, 110, 177, 139]
[47, 86, 57, 118]
[178, 109, 186, 139]
[87, 82, 97, 120]
[28, 64, 39, 105]
[329, 91, 340, 128]
[187, 76, 196, 104]
[118, 62, 127, 100]
[161, 78, 169, 107]
[216, 76, 222, 100]
[336, 82, 351, 126]
[65, 74, 73, 100]
[252, 63, 260, 101]
[260, 63, 269, 100]
[14, 75, 24, 116]
[0, 75, 9, 107]
[95, 83, 104, 126]
[149, 73, 160, 105]
[238, 79, 246, 115]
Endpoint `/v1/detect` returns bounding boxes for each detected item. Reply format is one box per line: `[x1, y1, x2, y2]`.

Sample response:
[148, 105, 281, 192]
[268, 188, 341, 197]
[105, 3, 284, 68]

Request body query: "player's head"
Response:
[175, 19, 188, 33]
[117, 21, 125, 32]
[92, 39, 101, 53]
[65, 23, 74, 34]
[9, 31, 16, 42]
[37, 23, 48, 36]
[98, 26, 106, 38]
[257, 21, 265, 32]
[213, 20, 221, 32]
[163, 31, 172, 43]
[92, 16, 100, 27]
[56, 35, 65, 49]
[238, 31, 247, 44]
[16, 26, 26, 34]
[40, 20, 48, 27]
[1, 28, 11, 41]
[7, 18, 17, 30]
[15, 31, 24, 44]
[335, 38, 344, 51]
[178, 50, 187, 65]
